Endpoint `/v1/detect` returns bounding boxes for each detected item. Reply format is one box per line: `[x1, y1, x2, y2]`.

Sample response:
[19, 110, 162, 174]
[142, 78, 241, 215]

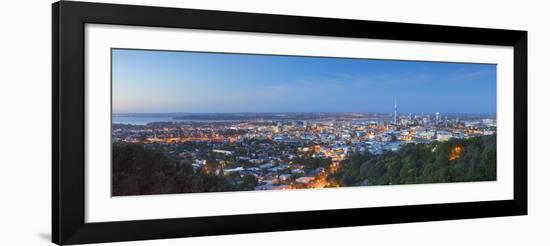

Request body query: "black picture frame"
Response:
[52, 1, 527, 245]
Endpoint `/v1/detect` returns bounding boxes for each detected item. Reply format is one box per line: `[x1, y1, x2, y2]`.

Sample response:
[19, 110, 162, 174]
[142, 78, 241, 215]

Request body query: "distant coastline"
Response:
[113, 112, 496, 125]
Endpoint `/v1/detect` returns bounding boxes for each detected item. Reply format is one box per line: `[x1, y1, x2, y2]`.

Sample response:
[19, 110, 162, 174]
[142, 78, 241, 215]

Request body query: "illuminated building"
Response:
[435, 112, 441, 123]
[394, 97, 398, 124]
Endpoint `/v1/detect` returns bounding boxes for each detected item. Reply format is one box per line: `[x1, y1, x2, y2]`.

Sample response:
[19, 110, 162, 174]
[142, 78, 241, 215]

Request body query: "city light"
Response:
[112, 105, 496, 192]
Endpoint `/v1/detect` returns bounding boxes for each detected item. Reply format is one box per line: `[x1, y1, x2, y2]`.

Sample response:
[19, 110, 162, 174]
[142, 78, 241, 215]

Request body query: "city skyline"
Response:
[112, 49, 497, 114]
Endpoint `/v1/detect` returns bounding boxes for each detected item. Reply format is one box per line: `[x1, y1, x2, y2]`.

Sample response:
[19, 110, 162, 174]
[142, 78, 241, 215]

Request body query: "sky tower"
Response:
[394, 97, 398, 124]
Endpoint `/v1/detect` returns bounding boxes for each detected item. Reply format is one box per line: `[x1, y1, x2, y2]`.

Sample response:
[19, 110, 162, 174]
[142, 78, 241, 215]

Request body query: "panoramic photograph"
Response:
[111, 48, 497, 196]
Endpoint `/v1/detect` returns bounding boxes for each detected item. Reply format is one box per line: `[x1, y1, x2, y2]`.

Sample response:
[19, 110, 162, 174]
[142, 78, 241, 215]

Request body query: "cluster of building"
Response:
[112, 105, 496, 190]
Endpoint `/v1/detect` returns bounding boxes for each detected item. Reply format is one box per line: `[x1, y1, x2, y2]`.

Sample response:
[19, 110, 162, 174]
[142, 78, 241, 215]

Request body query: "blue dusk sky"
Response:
[112, 49, 496, 114]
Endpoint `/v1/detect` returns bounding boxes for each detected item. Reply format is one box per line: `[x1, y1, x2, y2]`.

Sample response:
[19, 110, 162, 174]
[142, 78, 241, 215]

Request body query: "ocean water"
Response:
[112, 116, 181, 125]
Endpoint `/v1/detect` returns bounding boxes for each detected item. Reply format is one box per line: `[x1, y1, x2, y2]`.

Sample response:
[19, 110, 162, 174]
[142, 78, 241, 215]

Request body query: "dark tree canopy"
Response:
[112, 135, 496, 196]
[330, 135, 496, 186]
[112, 142, 243, 196]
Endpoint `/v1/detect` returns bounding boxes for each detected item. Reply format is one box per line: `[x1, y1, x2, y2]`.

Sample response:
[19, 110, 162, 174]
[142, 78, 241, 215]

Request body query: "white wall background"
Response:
[0, 0, 547, 245]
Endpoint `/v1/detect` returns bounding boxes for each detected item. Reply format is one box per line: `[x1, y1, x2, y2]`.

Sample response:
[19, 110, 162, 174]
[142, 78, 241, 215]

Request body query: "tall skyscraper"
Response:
[394, 97, 398, 124]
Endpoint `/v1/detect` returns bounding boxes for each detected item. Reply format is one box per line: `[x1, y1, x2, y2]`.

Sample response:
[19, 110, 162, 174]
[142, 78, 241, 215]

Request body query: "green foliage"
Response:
[291, 156, 331, 173]
[112, 135, 497, 195]
[112, 142, 248, 196]
[239, 174, 259, 190]
[335, 135, 496, 186]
